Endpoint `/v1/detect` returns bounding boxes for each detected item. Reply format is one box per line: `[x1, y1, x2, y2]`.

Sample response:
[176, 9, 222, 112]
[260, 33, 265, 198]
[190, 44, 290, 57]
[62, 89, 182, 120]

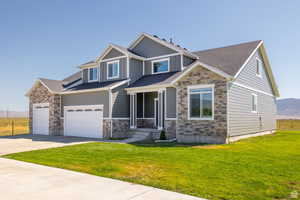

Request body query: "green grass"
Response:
[0, 118, 29, 136]
[4, 131, 300, 200]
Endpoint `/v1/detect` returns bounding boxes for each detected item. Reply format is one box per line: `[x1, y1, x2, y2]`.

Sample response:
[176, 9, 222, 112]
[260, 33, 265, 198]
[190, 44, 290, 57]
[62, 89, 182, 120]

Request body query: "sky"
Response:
[0, 0, 299, 111]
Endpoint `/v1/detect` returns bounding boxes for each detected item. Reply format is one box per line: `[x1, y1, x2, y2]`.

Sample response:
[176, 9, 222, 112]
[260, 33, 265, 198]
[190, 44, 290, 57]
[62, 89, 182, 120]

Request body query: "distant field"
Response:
[0, 118, 29, 136]
[277, 119, 300, 130]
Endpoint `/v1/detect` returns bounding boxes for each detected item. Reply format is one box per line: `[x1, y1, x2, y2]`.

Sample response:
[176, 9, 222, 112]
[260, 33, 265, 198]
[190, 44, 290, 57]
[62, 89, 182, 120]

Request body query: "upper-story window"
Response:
[88, 67, 98, 82]
[256, 58, 262, 78]
[188, 84, 214, 120]
[107, 60, 119, 79]
[152, 58, 169, 74]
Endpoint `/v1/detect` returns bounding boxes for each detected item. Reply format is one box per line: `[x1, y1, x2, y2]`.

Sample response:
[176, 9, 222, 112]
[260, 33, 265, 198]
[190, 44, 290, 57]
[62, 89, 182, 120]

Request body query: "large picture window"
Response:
[188, 85, 214, 120]
[107, 60, 119, 79]
[152, 59, 169, 74]
[88, 67, 98, 82]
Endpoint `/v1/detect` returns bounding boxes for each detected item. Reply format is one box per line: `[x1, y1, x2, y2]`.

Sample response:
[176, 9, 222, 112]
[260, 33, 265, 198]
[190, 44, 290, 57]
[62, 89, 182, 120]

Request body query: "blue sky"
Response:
[0, 0, 299, 111]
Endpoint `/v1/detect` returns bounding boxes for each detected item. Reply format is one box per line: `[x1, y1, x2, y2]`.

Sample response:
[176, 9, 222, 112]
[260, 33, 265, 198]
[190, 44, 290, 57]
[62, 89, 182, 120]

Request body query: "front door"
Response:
[154, 98, 159, 128]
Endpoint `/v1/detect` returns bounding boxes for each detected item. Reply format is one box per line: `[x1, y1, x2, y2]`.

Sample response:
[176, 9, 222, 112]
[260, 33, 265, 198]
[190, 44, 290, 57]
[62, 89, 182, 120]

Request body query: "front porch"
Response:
[129, 90, 166, 130]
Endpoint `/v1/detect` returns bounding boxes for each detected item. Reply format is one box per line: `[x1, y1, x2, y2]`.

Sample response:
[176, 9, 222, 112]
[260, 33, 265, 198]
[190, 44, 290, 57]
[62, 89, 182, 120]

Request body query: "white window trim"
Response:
[187, 84, 215, 121]
[88, 67, 99, 82]
[107, 60, 120, 79]
[256, 58, 262, 78]
[151, 58, 170, 74]
[251, 93, 258, 113]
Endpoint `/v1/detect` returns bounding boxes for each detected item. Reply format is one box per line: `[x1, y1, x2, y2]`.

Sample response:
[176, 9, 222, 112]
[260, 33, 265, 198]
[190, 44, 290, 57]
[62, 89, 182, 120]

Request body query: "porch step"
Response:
[125, 128, 161, 143]
[129, 128, 160, 133]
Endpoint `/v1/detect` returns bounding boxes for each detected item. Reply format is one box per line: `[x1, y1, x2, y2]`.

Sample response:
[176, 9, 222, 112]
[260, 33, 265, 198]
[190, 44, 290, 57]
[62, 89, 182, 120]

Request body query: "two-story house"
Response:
[26, 33, 279, 143]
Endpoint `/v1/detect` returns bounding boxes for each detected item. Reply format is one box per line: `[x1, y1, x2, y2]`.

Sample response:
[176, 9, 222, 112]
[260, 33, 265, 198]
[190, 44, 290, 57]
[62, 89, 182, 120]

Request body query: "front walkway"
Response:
[0, 158, 205, 200]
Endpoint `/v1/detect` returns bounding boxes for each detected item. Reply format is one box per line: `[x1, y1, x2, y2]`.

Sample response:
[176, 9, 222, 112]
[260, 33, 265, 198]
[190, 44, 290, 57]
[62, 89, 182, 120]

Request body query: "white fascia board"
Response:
[125, 84, 171, 94]
[25, 79, 57, 97]
[61, 87, 109, 95]
[170, 61, 232, 85]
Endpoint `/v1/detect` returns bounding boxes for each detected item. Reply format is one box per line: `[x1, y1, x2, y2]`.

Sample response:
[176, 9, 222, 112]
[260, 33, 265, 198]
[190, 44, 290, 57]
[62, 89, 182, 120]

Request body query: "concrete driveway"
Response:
[0, 134, 98, 155]
[0, 158, 205, 200]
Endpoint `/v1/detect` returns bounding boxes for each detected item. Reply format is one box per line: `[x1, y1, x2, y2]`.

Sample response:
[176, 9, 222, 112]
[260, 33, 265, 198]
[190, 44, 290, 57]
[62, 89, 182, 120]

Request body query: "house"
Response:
[26, 33, 279, 144]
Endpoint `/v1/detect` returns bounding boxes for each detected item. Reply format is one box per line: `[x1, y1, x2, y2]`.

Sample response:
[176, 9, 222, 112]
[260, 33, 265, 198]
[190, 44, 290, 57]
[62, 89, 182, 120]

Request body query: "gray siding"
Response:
[228, 83, 276, 137]
[166, 87, 176, 118]
[235, 50, 274, 94]
[112, 84, 129, 118]
[131, 37, 176, 58]
[62, 91, 110, 118]
[100, 57, 127, 82]
[183, 55, 195, 66]
[129, 58, 143, 83]
[103, 48, 124, 60]
[82, 69, 88, 83]
[144, 55, 181, 75]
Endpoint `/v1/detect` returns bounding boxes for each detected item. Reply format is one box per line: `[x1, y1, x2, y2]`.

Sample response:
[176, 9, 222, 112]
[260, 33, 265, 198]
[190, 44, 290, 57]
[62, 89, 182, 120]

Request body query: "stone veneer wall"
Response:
[174, 66, 228, 144]
[112, 119, 130, 138]
[103, 119, 112, 139]
[29, 82, 62, 136]
[165, 120, 176, 139]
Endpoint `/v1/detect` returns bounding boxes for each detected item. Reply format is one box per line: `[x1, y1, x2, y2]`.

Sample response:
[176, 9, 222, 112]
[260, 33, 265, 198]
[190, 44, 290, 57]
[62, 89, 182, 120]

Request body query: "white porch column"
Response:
[157, 89, 166, 130]
[130, 93, 137, 129]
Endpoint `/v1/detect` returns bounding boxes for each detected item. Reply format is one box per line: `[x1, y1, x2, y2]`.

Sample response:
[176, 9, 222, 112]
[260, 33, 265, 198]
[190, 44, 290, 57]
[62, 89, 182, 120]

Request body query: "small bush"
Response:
[159, 130, 167, 140]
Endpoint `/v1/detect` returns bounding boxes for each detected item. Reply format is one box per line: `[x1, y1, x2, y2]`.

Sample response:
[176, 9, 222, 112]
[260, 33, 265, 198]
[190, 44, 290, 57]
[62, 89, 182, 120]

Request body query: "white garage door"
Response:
[33, 103, 49, 135]
[64, 105, 103, 138]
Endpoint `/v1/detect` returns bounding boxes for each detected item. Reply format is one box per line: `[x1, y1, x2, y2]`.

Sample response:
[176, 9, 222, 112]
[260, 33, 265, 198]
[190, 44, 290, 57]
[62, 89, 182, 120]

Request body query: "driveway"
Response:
[0, 158, 205, 200]
[0, 134, 98, 155]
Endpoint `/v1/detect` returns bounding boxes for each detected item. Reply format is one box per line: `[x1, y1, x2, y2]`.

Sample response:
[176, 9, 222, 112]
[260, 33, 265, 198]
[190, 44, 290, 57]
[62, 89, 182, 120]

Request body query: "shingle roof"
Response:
[62, 71, 82, 84]
[39, 78, 64, 93]
[127, 72, 180, 88]
[65, 79, 127, 92]
[193, 40, 262, 76]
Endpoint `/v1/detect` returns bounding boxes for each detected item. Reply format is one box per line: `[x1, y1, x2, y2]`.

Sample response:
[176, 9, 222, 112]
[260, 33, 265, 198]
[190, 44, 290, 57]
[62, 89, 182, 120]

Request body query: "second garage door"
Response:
[64, 105, 103, 138]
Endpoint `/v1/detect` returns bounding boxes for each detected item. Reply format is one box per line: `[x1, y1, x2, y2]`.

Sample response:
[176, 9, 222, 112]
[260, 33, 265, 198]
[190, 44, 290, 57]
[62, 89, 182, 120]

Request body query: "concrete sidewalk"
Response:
[0, 158, 205, 200]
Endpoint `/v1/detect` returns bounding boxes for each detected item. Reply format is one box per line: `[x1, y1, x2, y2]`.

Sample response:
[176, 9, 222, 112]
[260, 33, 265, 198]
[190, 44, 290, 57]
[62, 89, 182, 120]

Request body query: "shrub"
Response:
[159, 130, 167, 140]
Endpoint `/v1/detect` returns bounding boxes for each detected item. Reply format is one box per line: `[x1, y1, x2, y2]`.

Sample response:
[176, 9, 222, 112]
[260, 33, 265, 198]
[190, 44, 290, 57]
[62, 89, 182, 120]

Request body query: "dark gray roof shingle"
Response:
[193, 40, 262, 76]
[65, 79, 127, 92]
[39, 78, 63, 93]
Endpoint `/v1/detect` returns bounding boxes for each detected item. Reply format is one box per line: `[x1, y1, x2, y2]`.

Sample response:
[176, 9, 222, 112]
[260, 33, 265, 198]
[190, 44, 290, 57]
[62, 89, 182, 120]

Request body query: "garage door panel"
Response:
[64, 105, 103, 138]
[33, 103, 49, 135]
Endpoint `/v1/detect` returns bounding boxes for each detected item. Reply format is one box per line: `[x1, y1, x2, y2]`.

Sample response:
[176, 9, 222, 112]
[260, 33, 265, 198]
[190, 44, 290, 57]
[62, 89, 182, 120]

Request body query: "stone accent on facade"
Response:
[165, 120, 176, 139]
[174, 66, 228, 144]
[111, 119, 130, 138]
[103, 119, 112, 139]
[137, 119, 155, 129]
[29, 82, 63, 136]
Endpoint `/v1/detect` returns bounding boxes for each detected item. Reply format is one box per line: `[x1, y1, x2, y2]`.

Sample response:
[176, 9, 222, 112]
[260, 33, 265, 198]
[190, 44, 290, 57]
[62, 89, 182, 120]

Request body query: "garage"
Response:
[32, 103, 49, 135]
[64, 105, 104, 138]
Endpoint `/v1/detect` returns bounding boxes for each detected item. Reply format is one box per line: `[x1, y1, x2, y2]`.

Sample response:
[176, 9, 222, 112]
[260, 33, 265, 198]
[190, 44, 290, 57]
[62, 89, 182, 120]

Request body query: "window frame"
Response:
[251, 93, 258, 113]
[256, 58, 262, 78]
[151, 58, 170, 74]
[88, 67, 99, 82]
[107, 60, 120, 79]
[187, 84, 215, 120]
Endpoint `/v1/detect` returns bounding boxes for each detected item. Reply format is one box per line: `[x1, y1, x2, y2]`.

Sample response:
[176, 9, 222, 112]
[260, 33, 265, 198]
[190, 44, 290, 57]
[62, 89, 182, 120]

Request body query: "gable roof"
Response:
[193, 40, 262, 76]
[129, 32, 198, 59]
[25, 78, 63, 96]
[95, 43, 145, 63]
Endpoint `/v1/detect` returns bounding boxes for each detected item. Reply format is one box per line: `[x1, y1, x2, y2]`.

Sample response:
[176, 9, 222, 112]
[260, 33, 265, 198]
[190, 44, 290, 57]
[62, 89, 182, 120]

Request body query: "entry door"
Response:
[32, 103, 49, 135]
[64, 105, 103, 138]
[154, 98, 159, 128]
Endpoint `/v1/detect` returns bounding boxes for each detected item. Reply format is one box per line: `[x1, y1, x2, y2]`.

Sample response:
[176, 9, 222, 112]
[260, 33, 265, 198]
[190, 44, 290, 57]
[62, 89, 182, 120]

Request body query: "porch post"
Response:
[157, 89, 165, 130]
[130, 93, 137, 129]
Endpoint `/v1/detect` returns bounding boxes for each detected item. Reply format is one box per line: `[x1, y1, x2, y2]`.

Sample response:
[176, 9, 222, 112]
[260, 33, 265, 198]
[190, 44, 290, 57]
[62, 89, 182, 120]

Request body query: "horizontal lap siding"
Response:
[228, 84, 276, 136]
[235, 51, 274, 94]
[166, 87, 176, 118]
[112, 85, 130, 118]
[62, 91, 110, 118]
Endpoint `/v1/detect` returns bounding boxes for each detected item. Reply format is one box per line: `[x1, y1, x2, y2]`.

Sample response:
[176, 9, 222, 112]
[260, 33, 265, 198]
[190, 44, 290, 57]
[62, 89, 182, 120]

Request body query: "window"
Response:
[88, 67, 98, 82]
[256, 58, 262, 77]
[152, 58, 169, 74]
[107, 60, 119, 79]
[188, 85, 214, 120]
[251, 93, 258, 113]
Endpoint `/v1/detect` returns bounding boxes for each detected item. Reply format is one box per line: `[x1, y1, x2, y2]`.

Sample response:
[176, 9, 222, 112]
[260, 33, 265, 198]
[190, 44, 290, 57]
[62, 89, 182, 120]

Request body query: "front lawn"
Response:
[4, 131, 300, 200]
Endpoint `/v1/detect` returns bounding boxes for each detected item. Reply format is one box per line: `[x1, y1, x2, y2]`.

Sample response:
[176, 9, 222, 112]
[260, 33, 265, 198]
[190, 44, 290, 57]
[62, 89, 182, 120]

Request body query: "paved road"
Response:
[0, 134, 98, 155]
[0, 158, 205, 200]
